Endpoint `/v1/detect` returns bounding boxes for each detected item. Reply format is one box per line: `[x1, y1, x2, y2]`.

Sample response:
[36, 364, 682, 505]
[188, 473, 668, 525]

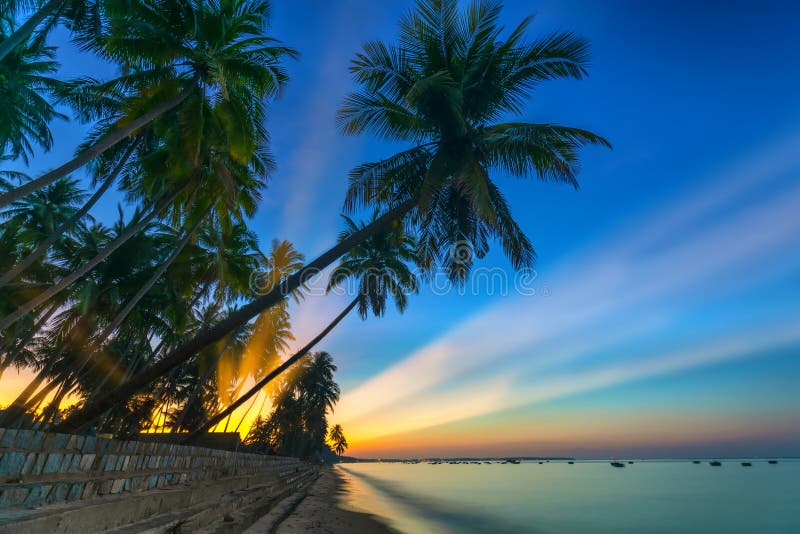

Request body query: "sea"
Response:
[337, 459, 800, 533]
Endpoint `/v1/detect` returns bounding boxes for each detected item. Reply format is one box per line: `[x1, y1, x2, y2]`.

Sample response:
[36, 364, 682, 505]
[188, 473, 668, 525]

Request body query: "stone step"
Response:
[104, 467, 319, 534]
[1, 466, 319, 533]
[195, 470, 318, 534]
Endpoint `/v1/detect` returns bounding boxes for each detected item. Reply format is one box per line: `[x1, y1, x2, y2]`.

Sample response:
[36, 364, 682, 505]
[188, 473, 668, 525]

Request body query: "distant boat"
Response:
[768, 460, 779, 464]
[709, 461, 722, 466]
[538, 461, 544, 464]
[610, 462, 625, 468]
[505, 458, 521, 464]
[628, 461, 634, 464]
[568, 461, 574, 464]
[692, 460, 701, 464]
[741, 462, 752, 467]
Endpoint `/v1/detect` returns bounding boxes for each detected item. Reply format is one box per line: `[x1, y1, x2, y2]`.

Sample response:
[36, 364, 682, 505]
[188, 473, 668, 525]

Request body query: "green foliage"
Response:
[0, 19, 66, 163]
[340, 0, 609, 282]
[244, 352, 340, 460]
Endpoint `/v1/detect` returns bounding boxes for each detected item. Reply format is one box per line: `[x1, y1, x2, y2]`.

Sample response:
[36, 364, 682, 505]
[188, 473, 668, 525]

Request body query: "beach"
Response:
[275, 467, 396, 534]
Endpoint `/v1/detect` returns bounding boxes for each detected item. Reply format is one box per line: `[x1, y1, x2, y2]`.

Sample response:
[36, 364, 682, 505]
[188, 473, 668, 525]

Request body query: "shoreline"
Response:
[275, 466, 398, 533]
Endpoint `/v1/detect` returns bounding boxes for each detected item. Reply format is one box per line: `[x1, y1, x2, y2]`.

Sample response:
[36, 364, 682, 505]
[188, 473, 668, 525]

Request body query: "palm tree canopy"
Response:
[328, 423, 348, 456]
[0, 19, 66, 163]
[81, 0, 296, 133]
[339, 0, 610, 282]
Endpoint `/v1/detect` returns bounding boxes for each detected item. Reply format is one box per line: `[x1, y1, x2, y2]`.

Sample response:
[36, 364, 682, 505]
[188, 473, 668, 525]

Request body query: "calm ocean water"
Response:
[337, 460, 800, 533]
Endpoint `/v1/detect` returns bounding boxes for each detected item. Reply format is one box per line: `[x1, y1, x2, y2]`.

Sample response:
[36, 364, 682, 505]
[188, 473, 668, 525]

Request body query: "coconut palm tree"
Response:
[59, 0, 607, 432]
[329, 424, 348, 456]
[0, 178, 84, 356]
[0, 0, 295, 209]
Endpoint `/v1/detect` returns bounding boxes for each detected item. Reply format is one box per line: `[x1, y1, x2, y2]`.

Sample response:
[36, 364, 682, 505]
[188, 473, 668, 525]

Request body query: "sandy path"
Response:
[274, 467, 397, 534]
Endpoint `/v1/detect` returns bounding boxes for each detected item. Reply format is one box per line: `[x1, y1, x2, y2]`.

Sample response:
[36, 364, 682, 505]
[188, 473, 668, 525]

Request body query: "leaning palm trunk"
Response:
[233, 391, 262, 434]
[9, 375, 60, 427]
[0, 85, 194, 209]
[57, 200, 412, 433]
[0, 143, 136, 290]
[184, 296, 359, 443]
[0, 187, 183, 330]
[0, 300, 59, 376]
[171, 331, 238, 432]
[0, 0, 64, 61]
[77, 209, 210, 401]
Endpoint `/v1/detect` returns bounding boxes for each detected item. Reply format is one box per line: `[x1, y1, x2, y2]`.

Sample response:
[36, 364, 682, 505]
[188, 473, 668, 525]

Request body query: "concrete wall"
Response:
[0, 427, 301, 509]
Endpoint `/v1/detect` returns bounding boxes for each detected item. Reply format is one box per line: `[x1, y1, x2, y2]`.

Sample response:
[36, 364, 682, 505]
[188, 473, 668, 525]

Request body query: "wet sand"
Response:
[275, 467, 397, 534]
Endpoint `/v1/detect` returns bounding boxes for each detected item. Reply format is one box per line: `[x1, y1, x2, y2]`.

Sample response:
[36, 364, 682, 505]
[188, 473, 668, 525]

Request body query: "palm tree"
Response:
[0, 18, 65, 163]
[329, 424, 348, 456]
[184, 213, 417, 440]
[0, 0, 295, 209]
[0, 178, 84, 354]
[296, 352, 339, 455]
[244, 352, 340, 458]
[59, 0, 607, 432]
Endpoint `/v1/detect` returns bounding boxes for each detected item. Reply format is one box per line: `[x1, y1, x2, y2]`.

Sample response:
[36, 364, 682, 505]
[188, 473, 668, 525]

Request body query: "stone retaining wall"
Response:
[0, 427, 301, 509]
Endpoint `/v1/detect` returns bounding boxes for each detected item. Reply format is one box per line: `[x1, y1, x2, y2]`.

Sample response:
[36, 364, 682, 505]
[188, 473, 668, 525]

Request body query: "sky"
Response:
[4, 0, 800, 459]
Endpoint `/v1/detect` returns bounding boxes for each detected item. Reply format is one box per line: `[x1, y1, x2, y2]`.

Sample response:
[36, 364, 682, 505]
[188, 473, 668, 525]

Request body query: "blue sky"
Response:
[9, 0, 800, 457]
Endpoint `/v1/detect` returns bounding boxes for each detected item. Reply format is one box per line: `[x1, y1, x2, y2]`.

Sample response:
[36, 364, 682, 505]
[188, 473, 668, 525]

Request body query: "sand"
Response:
[275, 467, 397, 534]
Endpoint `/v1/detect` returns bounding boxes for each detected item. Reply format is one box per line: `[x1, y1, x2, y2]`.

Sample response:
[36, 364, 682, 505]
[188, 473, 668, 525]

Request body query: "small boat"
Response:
[567, 461, 574, 464]
[768, 460, 778, 464]
[628, 461, 634, 464]
[741, 462, 752, 467]
[505, 458, 521, 464]
[610, 462, 625, 468]
[538, 461, 544, 464]
[692, 460, 701, 464]
[709, 461, 722, 466]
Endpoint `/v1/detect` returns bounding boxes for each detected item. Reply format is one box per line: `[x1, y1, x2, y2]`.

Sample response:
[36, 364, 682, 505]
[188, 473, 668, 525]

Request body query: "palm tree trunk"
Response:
[11, 376, 60, 427]
[233, 391, 261, 434]
[171, 331, 238, 432]
[0, 0, 64, 61]
[0, 300, 59, 374]
[222, 378, 246, 432]
[42, 382, 69, 427]
[102, 207, 210, 340]
[89, 333, 166, 402]
[0, 84, 195, 209]
[0, 187, 183, 331]
[57, 199, 412, 433]
[0, 143, 136, 290]
[68, 206, 211, 391]
[184, 296, 359, 443]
